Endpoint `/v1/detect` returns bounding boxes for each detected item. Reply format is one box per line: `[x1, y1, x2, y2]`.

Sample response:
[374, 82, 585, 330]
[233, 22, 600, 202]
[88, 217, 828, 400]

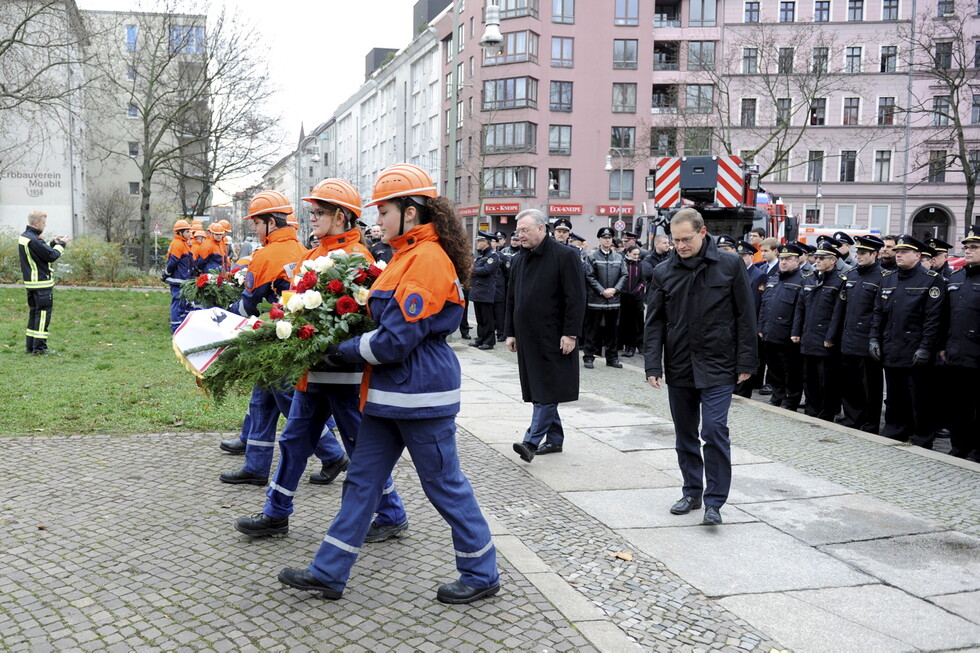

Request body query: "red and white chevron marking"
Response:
[715, 155, 744, 208]
[653, 157, 680, 209]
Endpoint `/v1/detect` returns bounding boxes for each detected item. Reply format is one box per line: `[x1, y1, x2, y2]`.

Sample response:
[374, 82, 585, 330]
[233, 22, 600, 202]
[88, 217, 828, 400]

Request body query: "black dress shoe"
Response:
[278, 568, 342, 599]
[309, 454, 349, 485]
[583, 358, 594, 369]
[758, 384, 774, 396]
[220, 438, 247, 454]
[702, 506, 723, 525]
[436, 579, 500, 604]
[219, 468, 268, 486]
[235, 512, 288, 537]
[536, 443, 563, 455]
[459, 331, 471, 339]
[622, 348, 635, 358]
[478, 344, 493, 350]
[496, 335, 506, 342]
[512, 441, 535, 463]
[606, 358, 623, 368]
[670, 496, 703, 515]
[468, 341, 480, 347]
[364, 520, 409, 543]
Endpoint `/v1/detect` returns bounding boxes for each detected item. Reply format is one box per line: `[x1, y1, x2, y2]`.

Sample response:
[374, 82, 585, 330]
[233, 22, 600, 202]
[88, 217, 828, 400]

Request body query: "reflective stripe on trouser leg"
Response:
[402, 417, 498, 588]
[264, 387, 335, 519]
[323, 384, 408, 528]
[309, 414, 406, 590]
[242, 385, 290, 476]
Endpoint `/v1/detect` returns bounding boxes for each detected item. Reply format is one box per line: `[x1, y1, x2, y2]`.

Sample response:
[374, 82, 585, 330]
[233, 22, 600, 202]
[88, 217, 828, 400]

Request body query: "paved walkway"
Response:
[1, 340, 978, 652]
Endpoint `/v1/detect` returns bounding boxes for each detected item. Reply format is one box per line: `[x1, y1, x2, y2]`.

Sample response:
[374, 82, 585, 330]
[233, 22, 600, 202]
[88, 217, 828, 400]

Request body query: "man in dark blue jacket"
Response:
[19, 210, 69, 355]
[643, 209, 757, 526]
[469, 231, 501, 350]
[759, 243, 807, 411]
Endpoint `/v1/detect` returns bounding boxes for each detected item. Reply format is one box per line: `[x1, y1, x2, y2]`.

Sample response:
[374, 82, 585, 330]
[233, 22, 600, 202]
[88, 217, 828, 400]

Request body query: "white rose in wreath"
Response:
[286, 293, 305, 313]
[354, 287, 370, 306]
[302, 290, 323, 309]
[276, 321, 293, 339]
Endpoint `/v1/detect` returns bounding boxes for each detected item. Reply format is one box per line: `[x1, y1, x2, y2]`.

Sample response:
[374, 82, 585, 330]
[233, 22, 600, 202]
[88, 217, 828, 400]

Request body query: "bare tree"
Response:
[85, 0, 279, 269]
[86, 186, 137, 242]
[0, 0, 90, 172]
[898, 0, 979, 226]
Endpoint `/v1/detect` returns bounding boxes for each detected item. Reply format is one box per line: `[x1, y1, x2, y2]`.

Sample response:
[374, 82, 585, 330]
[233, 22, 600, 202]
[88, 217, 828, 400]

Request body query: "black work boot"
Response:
[235, 513, 288, 537]
[309, 454, 350, 485]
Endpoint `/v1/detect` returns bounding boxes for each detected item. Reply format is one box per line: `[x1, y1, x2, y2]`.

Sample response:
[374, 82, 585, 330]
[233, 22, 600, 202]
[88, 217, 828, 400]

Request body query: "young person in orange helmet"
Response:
[164, 219, 194, 332]
[195, 223, 229, 274]
[277, 164, 500, 605]
[235, 179, 408, 541]
[217, 191, 315, 483]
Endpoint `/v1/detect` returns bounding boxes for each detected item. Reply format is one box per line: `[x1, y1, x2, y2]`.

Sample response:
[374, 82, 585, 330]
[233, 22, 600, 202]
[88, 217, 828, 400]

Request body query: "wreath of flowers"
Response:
[186, 251, 384, 401]
[179, 272, 242, 309]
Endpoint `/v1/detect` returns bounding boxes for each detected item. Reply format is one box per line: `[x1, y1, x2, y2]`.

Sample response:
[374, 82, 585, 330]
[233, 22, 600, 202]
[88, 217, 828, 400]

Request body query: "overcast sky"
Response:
[77, 0, 418, 154]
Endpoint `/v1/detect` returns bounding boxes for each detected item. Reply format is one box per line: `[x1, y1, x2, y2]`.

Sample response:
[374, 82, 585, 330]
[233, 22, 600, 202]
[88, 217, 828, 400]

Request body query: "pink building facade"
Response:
[439, 0, 979, 247]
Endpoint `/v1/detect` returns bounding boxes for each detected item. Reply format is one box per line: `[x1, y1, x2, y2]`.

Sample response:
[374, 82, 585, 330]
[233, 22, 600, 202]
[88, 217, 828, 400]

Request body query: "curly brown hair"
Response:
[402, 195, 473, 288]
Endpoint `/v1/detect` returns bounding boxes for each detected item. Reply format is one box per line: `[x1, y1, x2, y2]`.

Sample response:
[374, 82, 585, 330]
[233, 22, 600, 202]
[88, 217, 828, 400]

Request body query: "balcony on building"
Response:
[654, 1, 681, 28]
[651, 84, 679, 114]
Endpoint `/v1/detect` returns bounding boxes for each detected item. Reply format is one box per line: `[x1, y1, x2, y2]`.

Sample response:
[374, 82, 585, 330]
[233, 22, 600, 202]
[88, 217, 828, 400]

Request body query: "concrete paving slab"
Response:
[782, 584, 980, 650]
[718, 591, 908, 653]
[672, 461, 855, 504]
[456, 416, 535, 444]
[524, 572, 607, 621]
[822, 531, 980, 597]
[578, 424, 676, 451]
[630, 446, 772, 471]
[459, 388, 516, 404]
[564, 488, 758, 529]
[621, 522, 873, 596]
[575, 621, 644, 652]
[738, 494, 944, 545]
[457, 400, 532, 420]
[929, 590, 980, 625]
[493, 535, 551, 574]
[490, 440, 679, 491]
[559, 393, 667, 428]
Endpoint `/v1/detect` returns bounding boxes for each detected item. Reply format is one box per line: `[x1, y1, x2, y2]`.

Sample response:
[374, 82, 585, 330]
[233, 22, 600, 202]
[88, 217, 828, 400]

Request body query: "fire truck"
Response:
[638, 155, 797, 241]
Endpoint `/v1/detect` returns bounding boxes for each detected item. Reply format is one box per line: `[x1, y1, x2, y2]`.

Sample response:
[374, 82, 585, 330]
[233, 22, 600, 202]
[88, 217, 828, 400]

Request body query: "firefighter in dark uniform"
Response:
[816, 235, 846, 273]
[940, 225, 980, 460]
[870, 235, 946, 448]
[828, 235, 886, 433]
[734, 240, 767, 398]
[759, 243, 807, 410]
[469, 231, 500, 350]
[19, 210, 68, 355]
[715, 234, 737, 253]
[583, 226, 627, 369]
[492, 230, 508, 341]
[792, 242, 846, 421]
[552, 217, 573, 245]
[925, 237, 954, 279]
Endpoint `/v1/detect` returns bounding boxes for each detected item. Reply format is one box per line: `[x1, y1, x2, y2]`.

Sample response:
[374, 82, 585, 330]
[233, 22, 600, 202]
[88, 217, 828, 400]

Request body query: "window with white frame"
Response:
[878, 97, 895, 125]
[874, 150, 891, 181]
[125, 25, 137, 51]
[882, 0, 899, 20]
[814, 0, 830, 21]
[807, 150, 824, 182]
[743, 47, 759, 73]
[740, 98, 757, 126]
[778, 47, 795, 73]
[843, 97, 860, 125]
[840, 150, 857, 182]
[927, 151, 947, 182]
[744, 1, 760, 22]
[932, 95, 951, 125]
[128, 141, 139, 157]
[880, 45, 897, 73]
[779, 1, 796, 22]
[776, 97, 792, 126]
[837, 204, 856, 225]
[129, 182, 140, 195]
[845, 46, 862, 73]
[847, 0, 864, 21]
[812, 47, 829, 73]
[772, 149, 790, 181]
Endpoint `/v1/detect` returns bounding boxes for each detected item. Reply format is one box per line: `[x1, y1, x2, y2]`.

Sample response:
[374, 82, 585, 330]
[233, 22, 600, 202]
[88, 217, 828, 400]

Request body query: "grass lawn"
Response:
[0, 287, 252, 436]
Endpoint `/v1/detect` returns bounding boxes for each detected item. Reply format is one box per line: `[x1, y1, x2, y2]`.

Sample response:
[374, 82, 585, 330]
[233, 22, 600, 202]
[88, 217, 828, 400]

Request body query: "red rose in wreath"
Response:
[335, 296, 359, 316]
[252, 320, 264, 330]
[354, 269, 368, 283]
[297, 324, 316, 340]
[195, 274, 209, 288]
[295, 269, 318, 293]
[269, 307, 285, 320]
[366, 264, 383, 279]
[216, 273, 225, 287]
[327, 279, 344, 294]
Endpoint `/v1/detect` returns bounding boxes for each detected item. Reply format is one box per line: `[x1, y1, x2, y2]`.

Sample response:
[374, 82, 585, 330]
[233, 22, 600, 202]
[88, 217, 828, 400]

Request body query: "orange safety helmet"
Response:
[173, 219, 192, 232]
[301, 178, 363, 218]
[218, 219, 231, 231]
[193, 230, 206, 238]
[190, 220, 203, 230]
[285, 213, 299, 228]
[246, 190, 294, 219]
[208, 222, 226, 235]
[366, 163, 438, 207]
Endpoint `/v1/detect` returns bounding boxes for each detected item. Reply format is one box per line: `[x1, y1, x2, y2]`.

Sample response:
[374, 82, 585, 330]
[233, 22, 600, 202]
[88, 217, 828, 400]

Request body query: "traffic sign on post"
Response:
[614, 220, 626, 231]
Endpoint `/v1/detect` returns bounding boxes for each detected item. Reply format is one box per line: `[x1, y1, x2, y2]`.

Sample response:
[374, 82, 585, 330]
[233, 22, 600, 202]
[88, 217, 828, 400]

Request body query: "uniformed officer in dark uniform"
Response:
[792, 242, 846, 421]
[583, 226, 627, 369]
[569, 232, 588, 260]
[940, 225, 979, 460]
[925, 237, 954, 279]
[469, 231, 501, 350]
[759, 243, 807, 410]
[870, 235, 946, 448]
[815, 236, 845, 273]
[715, 234, 737, 253]
[493, 230, 509, 341]
[553, 218, 573, 245]
[828, 235, 886, 433]
[833, 231, 857, 268]
[734, 240, 767, 398]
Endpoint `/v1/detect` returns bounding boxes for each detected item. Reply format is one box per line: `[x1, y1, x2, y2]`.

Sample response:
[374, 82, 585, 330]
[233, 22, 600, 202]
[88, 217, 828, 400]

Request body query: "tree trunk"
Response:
[139, 174, 152, 270]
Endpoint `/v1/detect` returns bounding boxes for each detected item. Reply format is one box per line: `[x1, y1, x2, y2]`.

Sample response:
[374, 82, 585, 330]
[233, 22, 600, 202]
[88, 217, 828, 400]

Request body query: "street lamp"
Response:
[814, 180, 822, 224]
[605, 147, 629, 232]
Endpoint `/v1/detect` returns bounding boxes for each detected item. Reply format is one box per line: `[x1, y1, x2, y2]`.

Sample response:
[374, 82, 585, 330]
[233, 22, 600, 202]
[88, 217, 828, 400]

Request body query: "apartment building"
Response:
[436, 0, 979, 242]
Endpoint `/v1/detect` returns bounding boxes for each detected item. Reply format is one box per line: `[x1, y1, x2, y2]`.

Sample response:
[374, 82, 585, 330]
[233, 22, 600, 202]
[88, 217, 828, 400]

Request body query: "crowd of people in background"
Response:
[461, 218, 979, 464]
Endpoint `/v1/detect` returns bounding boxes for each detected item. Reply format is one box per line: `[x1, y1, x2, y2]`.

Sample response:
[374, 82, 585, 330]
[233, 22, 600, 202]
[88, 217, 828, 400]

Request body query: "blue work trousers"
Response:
[241, 385, 294, 476]
[309, 414, 498, 593]
[523, 402, 564, 448]
[667, 384, 735, 509]
[264, 385, 406, 525]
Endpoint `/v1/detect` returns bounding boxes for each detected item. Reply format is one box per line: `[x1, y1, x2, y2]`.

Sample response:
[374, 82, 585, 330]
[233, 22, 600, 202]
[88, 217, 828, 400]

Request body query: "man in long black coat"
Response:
[506, 208, 586, 463]
[643, 209, 757, 526]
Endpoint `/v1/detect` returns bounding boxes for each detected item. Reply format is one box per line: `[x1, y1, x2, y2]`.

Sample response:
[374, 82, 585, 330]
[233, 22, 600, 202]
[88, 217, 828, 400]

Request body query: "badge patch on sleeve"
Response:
[929, 287, 940, 299]
[404, 292, 424, 318]
[245, 271, 255, 291]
